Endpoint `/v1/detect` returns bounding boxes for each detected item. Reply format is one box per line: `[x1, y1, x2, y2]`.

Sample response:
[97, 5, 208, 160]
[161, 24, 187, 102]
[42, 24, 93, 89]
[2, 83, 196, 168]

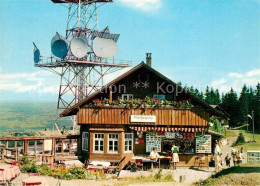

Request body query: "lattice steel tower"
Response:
[33, 0, 131, 133]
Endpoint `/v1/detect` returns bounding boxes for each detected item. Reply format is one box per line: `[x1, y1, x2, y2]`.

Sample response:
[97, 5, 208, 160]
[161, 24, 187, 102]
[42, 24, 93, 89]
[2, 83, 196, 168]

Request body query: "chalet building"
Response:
[60, 54, 228, 168]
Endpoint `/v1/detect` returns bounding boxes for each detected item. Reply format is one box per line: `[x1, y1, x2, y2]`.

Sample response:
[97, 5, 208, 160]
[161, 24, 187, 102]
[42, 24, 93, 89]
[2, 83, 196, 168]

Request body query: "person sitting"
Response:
[150, 147, 160, 160]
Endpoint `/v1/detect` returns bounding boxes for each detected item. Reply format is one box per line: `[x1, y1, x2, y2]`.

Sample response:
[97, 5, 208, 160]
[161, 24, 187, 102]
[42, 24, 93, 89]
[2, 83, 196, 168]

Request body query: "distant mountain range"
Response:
[0, 102, 73, 133]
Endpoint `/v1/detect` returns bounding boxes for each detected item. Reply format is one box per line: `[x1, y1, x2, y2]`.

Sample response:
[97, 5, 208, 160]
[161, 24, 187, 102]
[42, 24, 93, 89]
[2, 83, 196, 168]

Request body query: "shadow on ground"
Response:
[213, 165, 260, 178]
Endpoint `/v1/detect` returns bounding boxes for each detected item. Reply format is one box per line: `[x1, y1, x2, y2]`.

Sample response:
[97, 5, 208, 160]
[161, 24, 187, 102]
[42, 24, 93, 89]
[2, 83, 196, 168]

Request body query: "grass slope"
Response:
[195, 164, 260, 186]
[226, 130, 260, 151]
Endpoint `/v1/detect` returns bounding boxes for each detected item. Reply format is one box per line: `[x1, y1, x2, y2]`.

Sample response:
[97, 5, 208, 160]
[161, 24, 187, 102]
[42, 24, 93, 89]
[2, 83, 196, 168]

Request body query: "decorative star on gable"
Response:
[133, 81, 140, 89]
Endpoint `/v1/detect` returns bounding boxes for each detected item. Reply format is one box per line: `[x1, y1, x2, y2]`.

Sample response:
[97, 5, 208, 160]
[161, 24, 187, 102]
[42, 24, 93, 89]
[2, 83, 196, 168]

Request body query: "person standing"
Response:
[225, 153, 231, 167]
[237, 150, 244, 165]
[233, 152, 238, 166]
[214, 142, 221, 171]
[231, 147, 237, 166]
[171, 143, 179, 170]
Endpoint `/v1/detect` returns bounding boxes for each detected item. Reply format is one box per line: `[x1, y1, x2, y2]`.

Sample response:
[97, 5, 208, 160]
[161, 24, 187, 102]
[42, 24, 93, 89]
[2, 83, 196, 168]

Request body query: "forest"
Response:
[182, 83, 260, 133]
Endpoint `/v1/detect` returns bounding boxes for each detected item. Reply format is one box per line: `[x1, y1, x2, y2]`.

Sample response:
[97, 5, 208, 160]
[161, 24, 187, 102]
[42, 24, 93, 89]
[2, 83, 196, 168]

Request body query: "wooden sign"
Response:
[196, 135, 211, 153]
[130, 115, 156, 123]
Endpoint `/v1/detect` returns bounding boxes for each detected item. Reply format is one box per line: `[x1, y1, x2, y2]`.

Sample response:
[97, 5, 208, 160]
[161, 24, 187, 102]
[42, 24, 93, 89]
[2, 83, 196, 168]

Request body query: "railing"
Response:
[77, 106, 210, 126]
[0, 135, 80, 164]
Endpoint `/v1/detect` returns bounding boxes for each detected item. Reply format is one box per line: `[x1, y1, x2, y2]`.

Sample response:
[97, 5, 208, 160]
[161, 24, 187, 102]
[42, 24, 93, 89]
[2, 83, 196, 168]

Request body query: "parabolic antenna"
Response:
[33, 42, 40, 64]
[51, 32, 68, 59]
[93, 37, 118, 58]
[70, 34, 88, 59]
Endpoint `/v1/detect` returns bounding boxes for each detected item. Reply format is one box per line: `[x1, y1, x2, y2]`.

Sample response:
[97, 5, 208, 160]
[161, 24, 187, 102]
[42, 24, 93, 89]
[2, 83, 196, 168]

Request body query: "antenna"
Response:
[51, 32, 68, 59]
[33, 42, 40, 64]
[93, 37, 117, 58]
[70, 33, 88, 58]
[33, 0, 132, 134]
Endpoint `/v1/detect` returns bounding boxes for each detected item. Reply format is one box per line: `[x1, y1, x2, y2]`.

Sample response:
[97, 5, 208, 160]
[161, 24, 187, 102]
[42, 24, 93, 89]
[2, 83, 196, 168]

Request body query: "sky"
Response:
[0, 0, 259, 102]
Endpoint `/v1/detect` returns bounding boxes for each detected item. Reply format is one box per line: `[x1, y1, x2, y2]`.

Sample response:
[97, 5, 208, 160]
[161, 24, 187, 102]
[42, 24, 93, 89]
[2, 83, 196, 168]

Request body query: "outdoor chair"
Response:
[126, 160, 136, 171]
[11, 161, 23, 166]
[195, 154, 205, 169]
[135, 159, 143, 171]
[22, 181, 42, 186]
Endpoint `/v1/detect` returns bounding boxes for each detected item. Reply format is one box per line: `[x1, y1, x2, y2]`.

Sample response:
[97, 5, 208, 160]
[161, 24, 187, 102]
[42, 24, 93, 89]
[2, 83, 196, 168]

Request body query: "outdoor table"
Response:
[90, 161, 111, 167]
[22, 176, 48, 186]
[158, 156, 172, 168]
[87, 161, 111, 172]
[0, 164, 21, 182]
[131, 157, 157, 169]
[63, 160, 84, 168]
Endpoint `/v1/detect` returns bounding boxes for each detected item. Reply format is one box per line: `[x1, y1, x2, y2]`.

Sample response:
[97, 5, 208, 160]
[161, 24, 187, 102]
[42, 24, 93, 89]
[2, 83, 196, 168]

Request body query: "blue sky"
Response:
[0, 0, 259, 102]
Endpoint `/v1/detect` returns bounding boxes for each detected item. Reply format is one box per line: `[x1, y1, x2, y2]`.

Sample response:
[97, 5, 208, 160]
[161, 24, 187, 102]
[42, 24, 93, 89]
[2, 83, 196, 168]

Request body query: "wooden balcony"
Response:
[77, 106, 210, 127]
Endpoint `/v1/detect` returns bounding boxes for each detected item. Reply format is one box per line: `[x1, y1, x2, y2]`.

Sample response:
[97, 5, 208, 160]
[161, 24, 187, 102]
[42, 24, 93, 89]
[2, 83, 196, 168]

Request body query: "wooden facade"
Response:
[77, 107, 209, 127]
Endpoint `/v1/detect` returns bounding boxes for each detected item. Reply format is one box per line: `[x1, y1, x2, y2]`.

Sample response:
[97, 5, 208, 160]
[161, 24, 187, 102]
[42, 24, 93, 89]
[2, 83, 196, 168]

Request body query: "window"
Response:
[122, 94, 134, 100]
[125, 133, 133, 152]
[82, 132, 89, 151]
[153, 94, 165, 101]
[94, 133, 104, 153]
[108, 134, 119, 153]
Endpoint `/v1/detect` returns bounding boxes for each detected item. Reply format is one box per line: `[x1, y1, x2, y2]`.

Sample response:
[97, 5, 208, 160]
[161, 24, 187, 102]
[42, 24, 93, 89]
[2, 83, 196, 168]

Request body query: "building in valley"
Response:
[60, 54, 228, 168]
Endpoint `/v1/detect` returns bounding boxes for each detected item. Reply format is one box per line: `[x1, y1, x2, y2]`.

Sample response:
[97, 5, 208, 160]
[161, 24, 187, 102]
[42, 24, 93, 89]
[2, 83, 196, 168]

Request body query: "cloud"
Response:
[246, 69, 260, 77]
[0, 71, 59, 94]
[210, 69, 260, 93]
[228, 72, 243, 78]
[118, 0, 162, 11]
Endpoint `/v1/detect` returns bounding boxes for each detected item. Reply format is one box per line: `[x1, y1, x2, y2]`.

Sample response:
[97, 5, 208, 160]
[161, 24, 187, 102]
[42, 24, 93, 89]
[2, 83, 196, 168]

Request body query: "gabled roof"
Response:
[210, 105, 230, 119]
[60, 62, 225, 117]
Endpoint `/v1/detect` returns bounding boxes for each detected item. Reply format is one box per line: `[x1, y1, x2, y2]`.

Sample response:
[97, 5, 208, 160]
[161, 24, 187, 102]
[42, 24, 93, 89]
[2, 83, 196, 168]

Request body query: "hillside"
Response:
[0, 102, 73, 133]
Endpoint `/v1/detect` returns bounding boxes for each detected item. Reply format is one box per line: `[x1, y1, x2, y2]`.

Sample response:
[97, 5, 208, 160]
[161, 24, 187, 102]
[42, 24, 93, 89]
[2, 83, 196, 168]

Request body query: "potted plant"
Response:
[103, 98, 109, 106]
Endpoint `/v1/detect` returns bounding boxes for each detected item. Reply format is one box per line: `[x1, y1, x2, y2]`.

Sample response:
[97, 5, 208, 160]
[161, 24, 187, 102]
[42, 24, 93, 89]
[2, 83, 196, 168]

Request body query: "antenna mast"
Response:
[33, 0, 131, 134]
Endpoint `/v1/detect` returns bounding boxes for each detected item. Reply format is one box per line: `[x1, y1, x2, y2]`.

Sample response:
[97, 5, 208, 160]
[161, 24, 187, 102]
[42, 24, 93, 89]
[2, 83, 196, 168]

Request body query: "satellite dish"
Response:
[51, 32, 68, 59]
[93, 37, 118, 58]
[70, 34, 88, 58]
[33, 42, 40, 64]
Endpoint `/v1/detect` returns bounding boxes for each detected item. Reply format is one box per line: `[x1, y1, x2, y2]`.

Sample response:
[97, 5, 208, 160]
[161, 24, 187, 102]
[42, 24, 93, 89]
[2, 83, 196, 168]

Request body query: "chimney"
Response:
[146, 53, 152, 67]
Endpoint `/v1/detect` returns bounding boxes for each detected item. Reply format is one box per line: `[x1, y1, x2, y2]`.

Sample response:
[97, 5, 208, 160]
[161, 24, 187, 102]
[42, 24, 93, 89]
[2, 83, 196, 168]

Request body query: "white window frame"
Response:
[82, 132, 89, 151]
[93, 133, 104, 153]
[122, 94, 134, 100]
[124, 133, 133, 153]
[153, 94, 166, 100]
[108, 133, 119, 153]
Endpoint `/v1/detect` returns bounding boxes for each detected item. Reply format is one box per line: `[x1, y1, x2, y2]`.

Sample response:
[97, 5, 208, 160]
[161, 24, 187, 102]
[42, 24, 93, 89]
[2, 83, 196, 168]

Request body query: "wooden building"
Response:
[60, 58, 227, 168]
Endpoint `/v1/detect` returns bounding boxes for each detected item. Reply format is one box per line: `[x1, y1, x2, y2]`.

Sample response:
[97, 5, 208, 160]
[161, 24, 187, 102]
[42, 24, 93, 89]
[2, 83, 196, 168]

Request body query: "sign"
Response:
[146, 134, 161, 152]
[221, 138, 229, 146]
[165, 132, 175, 139]
[196, 135, 211, 153]
[130, 115, 156, 123]
[138, 139, 144, 144]
[147, 131, 157, 136]
[247, 151, 260, 163]
[157, 131, 165, 136]
[183, 133, 194, 140]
